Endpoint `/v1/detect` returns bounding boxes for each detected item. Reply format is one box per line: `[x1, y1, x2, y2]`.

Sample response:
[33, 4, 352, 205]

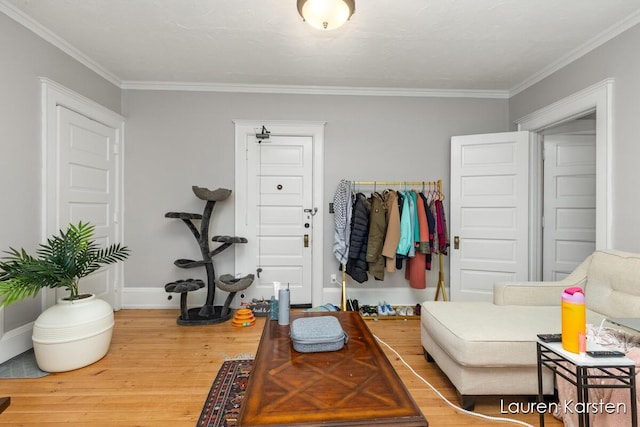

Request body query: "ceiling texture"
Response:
[3, 0, 640, 97]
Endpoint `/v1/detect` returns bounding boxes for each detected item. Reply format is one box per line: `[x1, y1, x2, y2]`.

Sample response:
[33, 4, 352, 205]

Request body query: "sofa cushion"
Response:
[422, 301, 562, 367]
[586, 250, 640, 318]
[422, 301, 609, 368]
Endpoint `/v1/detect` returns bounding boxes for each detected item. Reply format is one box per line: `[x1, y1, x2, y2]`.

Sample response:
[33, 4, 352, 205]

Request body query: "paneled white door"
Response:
[450, 131, 530, 301]
[542, 135, 596, 281]
[236, 135, 314, 305]
[54, 106, 120, 306]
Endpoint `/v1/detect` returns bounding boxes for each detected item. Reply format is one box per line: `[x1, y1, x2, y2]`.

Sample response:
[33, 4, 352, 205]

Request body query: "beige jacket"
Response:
[381, 190, 401, 272]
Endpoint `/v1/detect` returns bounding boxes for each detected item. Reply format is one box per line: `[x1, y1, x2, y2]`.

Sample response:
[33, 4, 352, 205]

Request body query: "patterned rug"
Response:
[197, 358, 253, 427]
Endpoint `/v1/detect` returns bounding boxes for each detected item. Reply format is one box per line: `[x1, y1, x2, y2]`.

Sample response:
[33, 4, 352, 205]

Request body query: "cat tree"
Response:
[164, 186, 254, 325]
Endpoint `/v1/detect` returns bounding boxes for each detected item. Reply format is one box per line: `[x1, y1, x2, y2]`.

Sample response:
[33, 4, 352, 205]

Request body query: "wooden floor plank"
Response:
[0, 309, 562, 426]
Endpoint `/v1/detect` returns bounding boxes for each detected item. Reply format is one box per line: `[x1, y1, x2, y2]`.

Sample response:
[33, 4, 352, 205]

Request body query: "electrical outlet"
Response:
[330, 274, 337, 284]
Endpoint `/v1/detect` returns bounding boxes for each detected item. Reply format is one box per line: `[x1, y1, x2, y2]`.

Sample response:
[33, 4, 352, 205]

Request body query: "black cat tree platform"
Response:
[164, 186, 254, 326]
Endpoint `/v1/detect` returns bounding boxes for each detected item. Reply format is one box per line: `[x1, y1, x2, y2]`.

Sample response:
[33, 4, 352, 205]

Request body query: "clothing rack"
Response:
[340, 180, 447, 310]
[352, 180, 442, 193]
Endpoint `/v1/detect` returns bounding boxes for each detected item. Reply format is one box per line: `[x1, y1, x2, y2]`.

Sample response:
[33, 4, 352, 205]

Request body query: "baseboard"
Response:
[121, 286, 197, 309]
[121, 286, 448, 309]
[322, 286, 444, 306]
[120, 286, 231, 309]
[0, 322, 34, 364]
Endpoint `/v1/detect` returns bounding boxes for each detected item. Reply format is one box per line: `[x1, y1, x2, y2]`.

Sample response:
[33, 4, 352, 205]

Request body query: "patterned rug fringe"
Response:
[223, 353, 254, 361]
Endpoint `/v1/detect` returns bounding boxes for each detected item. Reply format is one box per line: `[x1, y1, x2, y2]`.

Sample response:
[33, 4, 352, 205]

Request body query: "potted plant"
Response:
[0, 221, 130, 372]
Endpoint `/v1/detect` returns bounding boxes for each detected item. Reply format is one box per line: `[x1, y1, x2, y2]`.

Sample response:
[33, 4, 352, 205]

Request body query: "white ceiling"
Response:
[4, 0, 640, 96]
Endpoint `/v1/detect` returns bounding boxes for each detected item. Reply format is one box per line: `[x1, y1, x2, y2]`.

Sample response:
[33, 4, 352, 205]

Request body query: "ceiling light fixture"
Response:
[297, 0, 355, 30]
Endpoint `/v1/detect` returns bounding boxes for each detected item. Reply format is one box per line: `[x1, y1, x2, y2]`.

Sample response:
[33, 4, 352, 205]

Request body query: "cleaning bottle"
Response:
[561, 287, 586, 353]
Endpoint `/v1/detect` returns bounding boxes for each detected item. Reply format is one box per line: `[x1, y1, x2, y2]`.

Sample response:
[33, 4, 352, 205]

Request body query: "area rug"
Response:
[197, 358, 254, 427]
[0, 349, 49, 379]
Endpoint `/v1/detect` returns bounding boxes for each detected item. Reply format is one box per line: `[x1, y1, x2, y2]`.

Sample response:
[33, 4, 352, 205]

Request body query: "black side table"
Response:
[537, 341, 637, 427]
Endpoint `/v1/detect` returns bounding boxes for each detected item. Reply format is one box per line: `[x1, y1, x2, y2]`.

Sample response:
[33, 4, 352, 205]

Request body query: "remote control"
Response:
[537, 333, 562, 342]
[586, 350, 625, 358]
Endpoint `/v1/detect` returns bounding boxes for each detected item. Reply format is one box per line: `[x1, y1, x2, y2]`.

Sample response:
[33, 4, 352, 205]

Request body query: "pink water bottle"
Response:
[561, 287, 586, 353]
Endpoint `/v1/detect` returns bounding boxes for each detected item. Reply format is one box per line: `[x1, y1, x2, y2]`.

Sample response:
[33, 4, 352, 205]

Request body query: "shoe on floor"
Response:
[377, 302, 387, 316]
[384, 302, 396, 316]
[346, 299, 354, 311]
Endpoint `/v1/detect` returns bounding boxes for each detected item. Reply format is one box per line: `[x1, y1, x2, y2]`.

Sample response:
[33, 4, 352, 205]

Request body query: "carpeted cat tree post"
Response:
[164, 186, 254, 325]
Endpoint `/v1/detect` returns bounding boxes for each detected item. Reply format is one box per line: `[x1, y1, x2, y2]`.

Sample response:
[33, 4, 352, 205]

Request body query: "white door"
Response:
[236, 134, 314, 306]
[450, 131, 530, 301]
[542, 135, 596, 281]
[54, 106, 121, 306]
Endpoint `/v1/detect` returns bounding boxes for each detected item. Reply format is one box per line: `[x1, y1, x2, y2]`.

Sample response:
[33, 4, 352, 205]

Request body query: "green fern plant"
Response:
[0, 222, 130, 306]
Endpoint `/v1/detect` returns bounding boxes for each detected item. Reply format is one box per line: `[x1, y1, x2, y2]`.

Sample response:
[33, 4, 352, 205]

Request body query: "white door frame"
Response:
[516, 78, 613, 280]
[233, 120, 325, 307]
[41, 78, 126, 309]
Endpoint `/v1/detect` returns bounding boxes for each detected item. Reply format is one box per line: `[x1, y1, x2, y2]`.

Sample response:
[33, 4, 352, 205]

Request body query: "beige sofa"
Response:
[421, 250, 640, 410]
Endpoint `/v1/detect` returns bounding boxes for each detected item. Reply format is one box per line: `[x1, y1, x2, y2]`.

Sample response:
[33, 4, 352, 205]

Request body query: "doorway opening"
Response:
[540, 116, 596, 281]
[516, 78, 613, 281]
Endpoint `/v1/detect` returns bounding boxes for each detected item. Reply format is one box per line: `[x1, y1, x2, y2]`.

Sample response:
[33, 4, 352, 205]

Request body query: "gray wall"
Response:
[4, 5, 640, 327]
[509, 23, 640, 252]
[0, 13, 121, 330]
[121, 90, 509, 305]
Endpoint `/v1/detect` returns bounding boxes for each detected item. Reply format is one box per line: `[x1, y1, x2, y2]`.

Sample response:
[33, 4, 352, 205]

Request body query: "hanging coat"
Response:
[366, 192, 387, 280]
[332, 179, 353, 266]
[420, 192, 435, 270]
[435, 199, 450, 255]
[429, 199, 440, 254]
[381, 190, 400, 272]
[396, 191, 412, 257]
[404, 190, 416, 258]
[414, 190, 430, 254]
[395, 191, 406, 270]
[346, 193, 370, 283]
[410, 191, 420, 246]
[405, 191, 428, 289]
[405, 252, 427, 289]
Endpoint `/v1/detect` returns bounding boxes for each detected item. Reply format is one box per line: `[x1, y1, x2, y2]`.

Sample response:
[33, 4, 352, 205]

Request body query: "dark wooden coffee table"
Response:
[238, 311, 428, 426]
[0, 397, 10, 414]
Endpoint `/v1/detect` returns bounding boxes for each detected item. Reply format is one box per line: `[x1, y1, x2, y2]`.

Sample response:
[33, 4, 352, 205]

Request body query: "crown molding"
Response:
[120, 80, 510, 99]
[0, 0, 121, 87]
[4, 0, 637, 99]
[510, 8, 640, 97]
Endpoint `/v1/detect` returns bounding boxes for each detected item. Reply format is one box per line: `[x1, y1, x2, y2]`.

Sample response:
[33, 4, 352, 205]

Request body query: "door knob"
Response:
[454, 236, 460, 250]
[304, 234, 309, 247]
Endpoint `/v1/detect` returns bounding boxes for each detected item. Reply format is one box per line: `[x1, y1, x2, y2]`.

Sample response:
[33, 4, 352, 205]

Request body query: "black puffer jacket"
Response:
[346, 193, 370, 283]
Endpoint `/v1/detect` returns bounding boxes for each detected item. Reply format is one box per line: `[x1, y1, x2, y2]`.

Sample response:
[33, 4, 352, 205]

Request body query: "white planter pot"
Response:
[32, 294, 114, 372]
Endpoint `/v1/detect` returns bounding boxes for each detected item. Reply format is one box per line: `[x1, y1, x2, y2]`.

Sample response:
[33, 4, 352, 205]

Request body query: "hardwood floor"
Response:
[0, 309, 562, 426]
